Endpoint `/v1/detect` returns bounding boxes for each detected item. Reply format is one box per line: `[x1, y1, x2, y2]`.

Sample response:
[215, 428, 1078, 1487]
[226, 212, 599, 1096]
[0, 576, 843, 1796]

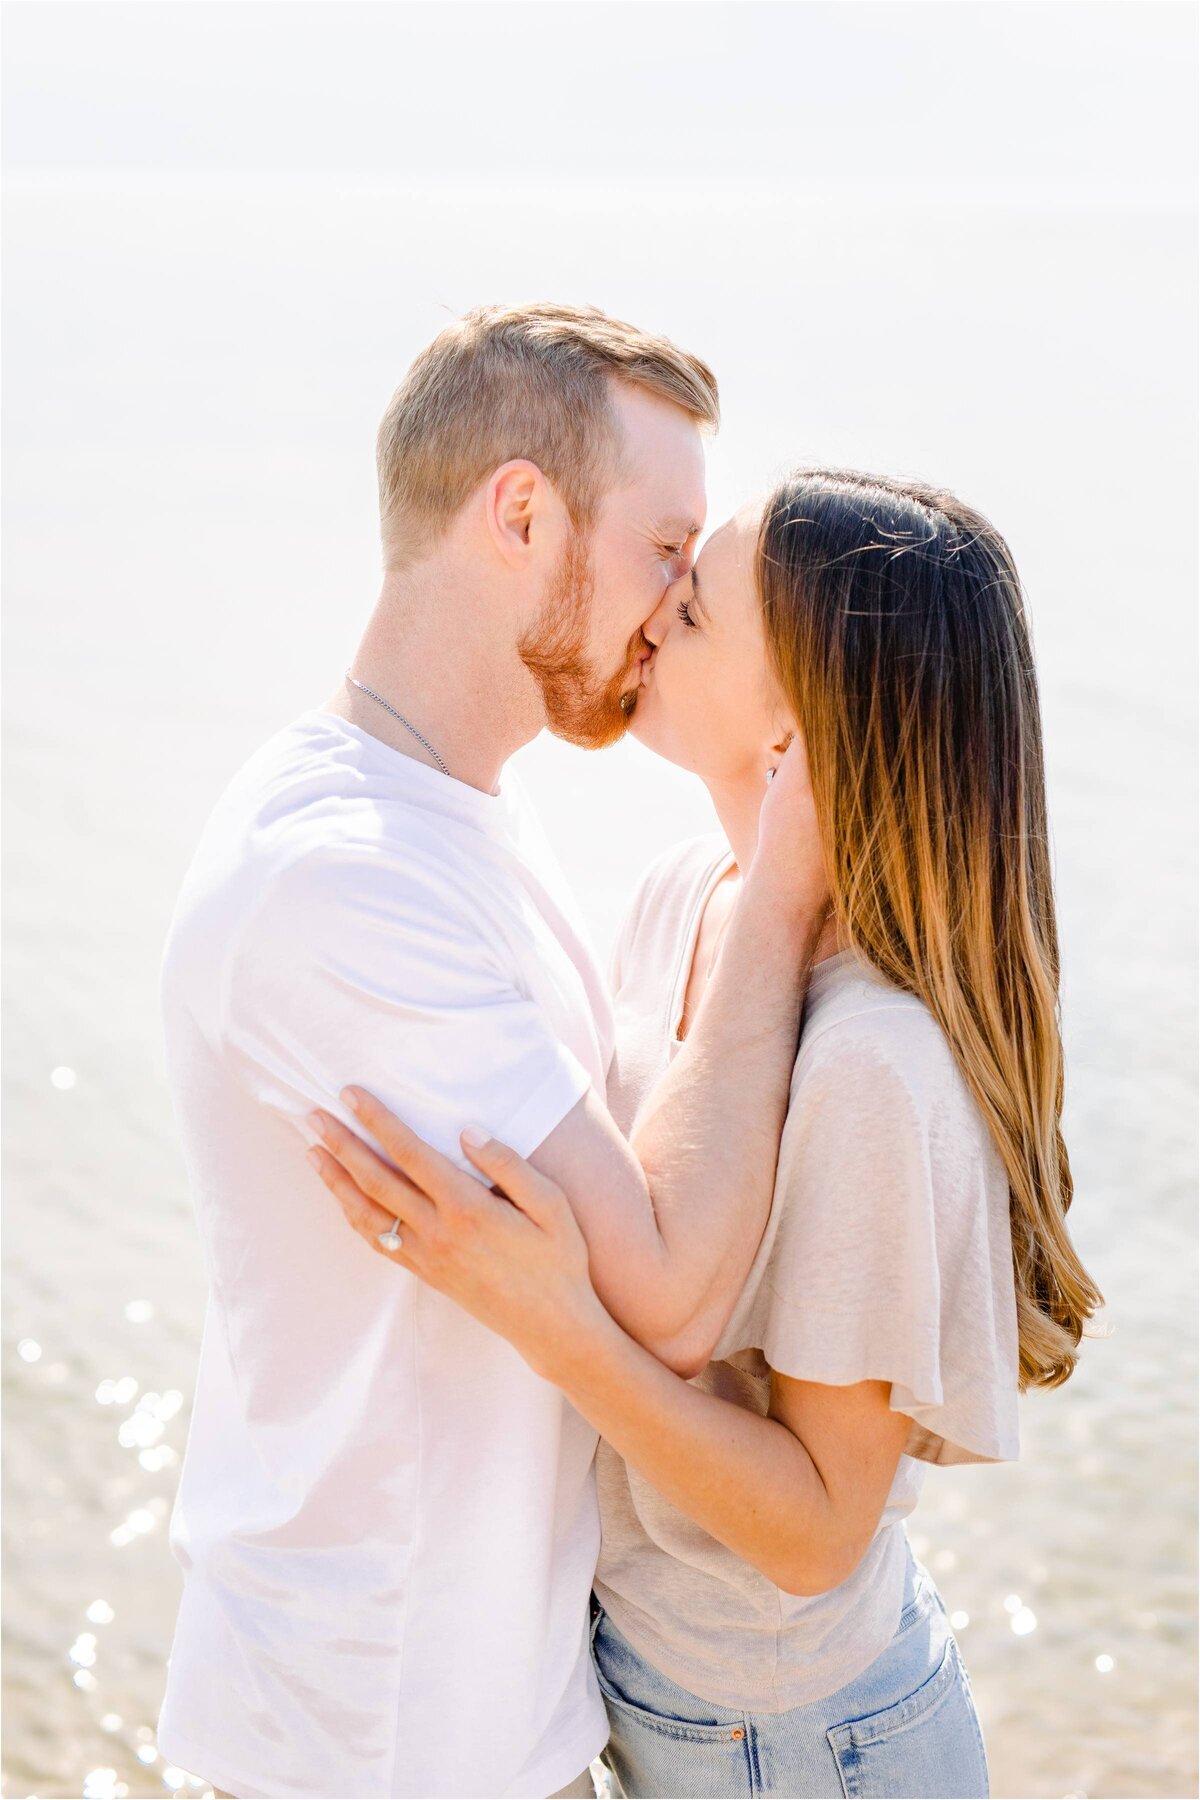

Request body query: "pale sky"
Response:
[3, 1, 1195, 199]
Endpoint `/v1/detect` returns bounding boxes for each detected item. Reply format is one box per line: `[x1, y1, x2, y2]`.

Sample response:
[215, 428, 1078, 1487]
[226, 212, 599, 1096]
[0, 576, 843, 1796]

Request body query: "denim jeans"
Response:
[590, 1552, 989, 1798]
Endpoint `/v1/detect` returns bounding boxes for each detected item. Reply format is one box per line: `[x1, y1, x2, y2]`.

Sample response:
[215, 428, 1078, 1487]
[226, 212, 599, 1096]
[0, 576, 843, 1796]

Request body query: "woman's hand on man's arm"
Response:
[306, 1086, 721, 1378]
[306, 1093, 619, 1373]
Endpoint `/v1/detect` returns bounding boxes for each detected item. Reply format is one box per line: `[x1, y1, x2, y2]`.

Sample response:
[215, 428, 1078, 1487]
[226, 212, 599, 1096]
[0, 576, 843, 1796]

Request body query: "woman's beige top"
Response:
[595, 836, 1020, 1712]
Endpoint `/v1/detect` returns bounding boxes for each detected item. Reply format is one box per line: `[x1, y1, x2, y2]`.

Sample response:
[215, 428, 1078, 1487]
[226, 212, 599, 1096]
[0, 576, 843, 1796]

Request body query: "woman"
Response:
[308, 469, 1103, 1798]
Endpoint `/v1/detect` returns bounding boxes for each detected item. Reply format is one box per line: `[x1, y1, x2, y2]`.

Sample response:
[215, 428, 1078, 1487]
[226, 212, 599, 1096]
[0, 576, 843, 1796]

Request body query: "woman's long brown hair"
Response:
[758, 469, 1102, 1389]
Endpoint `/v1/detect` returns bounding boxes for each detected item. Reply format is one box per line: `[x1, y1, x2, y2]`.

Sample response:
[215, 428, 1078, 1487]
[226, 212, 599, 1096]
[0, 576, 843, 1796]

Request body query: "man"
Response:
[156, 303, 820, 1799]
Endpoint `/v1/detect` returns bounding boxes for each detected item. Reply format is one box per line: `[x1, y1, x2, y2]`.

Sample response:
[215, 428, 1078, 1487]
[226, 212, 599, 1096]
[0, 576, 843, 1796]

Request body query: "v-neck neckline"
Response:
[669, 846, 739, 1048]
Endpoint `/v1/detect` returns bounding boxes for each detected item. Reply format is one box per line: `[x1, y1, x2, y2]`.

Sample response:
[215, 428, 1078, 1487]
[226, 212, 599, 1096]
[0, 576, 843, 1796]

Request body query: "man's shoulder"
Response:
[171, 771, 492, 999]
[243, 823, 483, 949]
[197, 717, 491, 906]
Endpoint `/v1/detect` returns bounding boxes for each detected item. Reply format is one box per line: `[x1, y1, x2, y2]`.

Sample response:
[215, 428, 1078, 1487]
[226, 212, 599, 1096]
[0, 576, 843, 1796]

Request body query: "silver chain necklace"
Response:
[344, 673, 451, 777]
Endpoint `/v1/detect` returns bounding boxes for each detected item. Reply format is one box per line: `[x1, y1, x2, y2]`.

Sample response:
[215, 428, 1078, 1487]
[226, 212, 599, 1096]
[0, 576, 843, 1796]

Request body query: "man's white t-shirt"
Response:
[156, 710, 614, 1800]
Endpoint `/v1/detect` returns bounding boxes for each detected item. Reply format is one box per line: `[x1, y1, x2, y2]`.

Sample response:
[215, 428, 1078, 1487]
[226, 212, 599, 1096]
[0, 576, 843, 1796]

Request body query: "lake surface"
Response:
[3, 177, 1196, 1799]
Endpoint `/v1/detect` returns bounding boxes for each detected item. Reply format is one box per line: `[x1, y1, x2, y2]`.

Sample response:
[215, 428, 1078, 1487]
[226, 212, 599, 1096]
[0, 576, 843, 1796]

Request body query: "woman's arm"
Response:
[540, 743, 828, 1369]
[309, 1124, 911, 1594]
[538, 1306, 910, 1595]
[521, 867, 825, 1373]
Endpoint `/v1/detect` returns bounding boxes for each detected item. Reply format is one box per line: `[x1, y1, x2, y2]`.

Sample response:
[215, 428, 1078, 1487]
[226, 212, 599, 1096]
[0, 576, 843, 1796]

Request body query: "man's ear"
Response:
[485, 460, 544, 568]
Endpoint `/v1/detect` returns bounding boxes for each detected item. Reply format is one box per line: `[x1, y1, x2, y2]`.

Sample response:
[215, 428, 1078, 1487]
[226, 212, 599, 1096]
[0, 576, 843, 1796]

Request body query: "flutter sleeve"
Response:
[719, 998, 1021, 1466]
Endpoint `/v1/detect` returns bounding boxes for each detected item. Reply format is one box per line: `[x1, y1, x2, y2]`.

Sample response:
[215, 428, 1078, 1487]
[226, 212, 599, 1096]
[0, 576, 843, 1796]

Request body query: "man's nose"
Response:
[643, 575, 683, 649]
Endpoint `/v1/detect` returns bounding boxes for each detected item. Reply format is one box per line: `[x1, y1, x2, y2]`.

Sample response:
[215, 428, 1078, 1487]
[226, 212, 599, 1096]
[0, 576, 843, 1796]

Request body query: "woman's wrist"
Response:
[733, 865, 829, 956]
[522, 1285, 618, 1389]
[539, 1293, 631, 1400]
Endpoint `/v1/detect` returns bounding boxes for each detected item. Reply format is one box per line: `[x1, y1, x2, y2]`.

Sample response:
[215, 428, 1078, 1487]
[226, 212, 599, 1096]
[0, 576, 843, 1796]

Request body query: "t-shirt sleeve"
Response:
[729, 1008, 1020, 1466]
[221, 851, 595, 1172]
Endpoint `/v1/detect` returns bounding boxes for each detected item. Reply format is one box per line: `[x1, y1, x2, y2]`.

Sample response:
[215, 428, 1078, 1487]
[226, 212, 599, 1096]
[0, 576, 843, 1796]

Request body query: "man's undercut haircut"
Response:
[376, 302, 720, 569]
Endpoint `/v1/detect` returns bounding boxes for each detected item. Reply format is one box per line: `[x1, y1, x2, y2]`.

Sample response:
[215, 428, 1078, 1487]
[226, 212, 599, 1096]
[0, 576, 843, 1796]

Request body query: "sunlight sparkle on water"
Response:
[96, 1376, 139, 1407]
[51, 1066, 77, 1090]
[124, 1300, 155, 1324]
[87, 1600, 116, 1624]
[950, 1609, 970, 1629]
[110, 1511, 156, 1548]
[17, 1339, 42, 1362]
[139, 1446, 178, 1471]
[1010, 1606, 1038, 1635]
[1096, 1654, 1115, 1672]
[82, 1771, 121, 1799]
[119, 1410, 164, 1450]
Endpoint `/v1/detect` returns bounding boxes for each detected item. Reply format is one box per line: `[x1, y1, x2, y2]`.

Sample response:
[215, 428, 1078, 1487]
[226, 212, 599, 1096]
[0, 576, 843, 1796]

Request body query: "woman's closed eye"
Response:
[676, 568, 700, 628]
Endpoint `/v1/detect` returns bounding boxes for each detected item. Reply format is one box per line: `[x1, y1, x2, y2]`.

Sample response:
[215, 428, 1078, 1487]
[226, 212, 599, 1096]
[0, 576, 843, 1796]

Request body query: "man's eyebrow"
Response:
[658, 518, 703, 539]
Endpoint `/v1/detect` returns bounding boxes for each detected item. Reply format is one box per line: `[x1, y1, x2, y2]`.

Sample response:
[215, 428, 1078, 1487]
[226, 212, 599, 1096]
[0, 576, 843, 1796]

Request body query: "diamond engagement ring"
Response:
[378, 1219, 404, 1252]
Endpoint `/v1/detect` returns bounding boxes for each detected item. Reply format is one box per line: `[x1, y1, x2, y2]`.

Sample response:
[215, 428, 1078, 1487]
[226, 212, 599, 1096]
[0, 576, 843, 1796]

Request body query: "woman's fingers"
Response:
[306, 1108, 438, 1233]
[459, 1129, 567, 1229]
[340, 1087, 478, 1203]
[306, 1143, 421, 1272]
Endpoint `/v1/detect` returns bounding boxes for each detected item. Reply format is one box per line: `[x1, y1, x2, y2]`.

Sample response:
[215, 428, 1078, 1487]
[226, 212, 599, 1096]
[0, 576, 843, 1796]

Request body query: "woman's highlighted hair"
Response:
[758, 469, 1102, 1389]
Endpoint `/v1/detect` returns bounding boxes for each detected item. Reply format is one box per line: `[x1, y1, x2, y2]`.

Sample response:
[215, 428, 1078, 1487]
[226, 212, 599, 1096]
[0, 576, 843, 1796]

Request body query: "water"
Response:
[3, 175, 1195, 1799]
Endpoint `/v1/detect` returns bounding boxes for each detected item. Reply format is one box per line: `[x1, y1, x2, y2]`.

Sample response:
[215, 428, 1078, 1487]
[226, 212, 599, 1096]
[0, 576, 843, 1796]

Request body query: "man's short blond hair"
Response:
[376, 302, 720, 568]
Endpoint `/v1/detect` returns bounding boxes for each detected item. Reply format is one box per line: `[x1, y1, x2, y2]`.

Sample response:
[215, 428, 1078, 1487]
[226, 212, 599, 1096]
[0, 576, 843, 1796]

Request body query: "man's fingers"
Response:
[459, 1128, 565, 1229]
[307, 1109, 438, 1232]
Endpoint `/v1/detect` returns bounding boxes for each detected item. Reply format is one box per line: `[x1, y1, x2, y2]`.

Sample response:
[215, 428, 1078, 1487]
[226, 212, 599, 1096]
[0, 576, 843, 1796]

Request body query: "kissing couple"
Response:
[156, 302, 1100, 1800]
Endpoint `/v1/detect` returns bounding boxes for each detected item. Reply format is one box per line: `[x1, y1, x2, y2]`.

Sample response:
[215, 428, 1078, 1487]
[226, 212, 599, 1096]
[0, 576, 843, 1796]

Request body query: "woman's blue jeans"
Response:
[590, 1551, 989, 1798]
